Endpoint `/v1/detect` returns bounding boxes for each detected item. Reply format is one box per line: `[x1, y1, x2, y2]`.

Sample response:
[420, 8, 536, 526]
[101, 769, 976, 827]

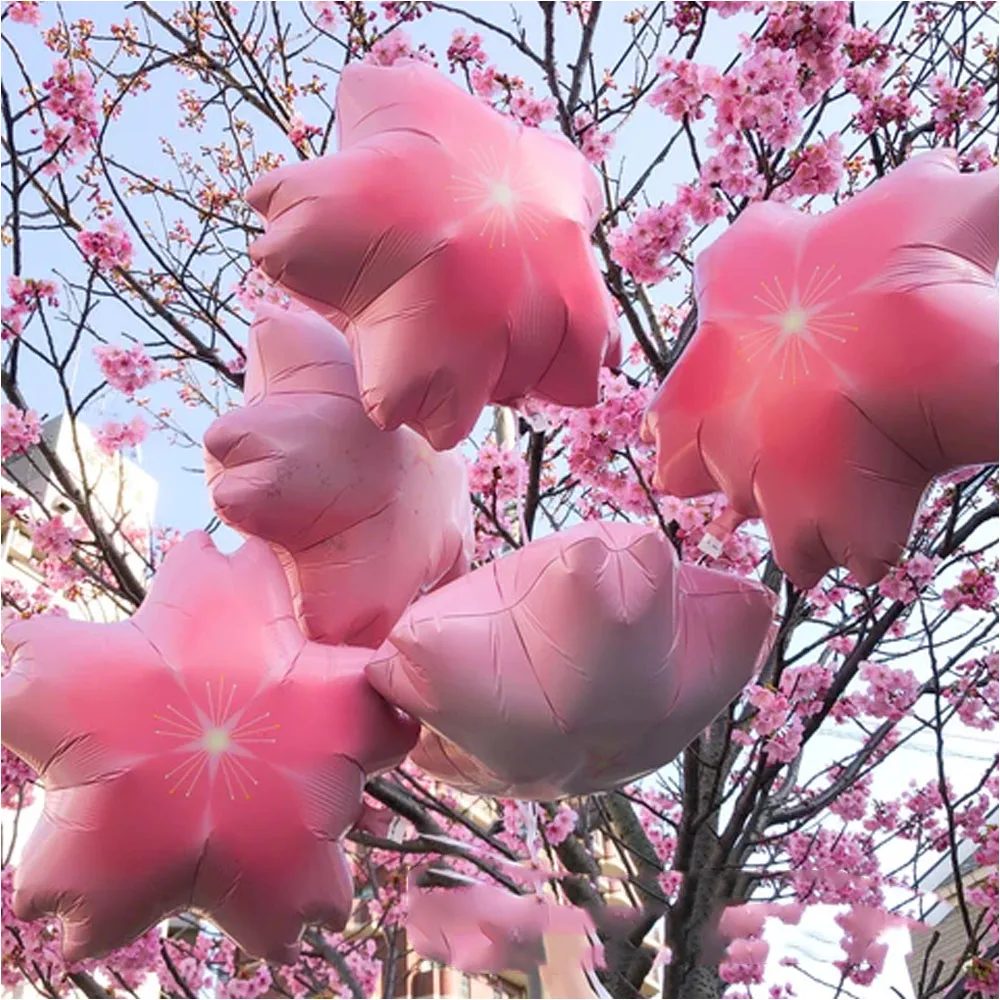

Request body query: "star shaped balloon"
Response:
[367, 522, 775, 799]
[247, 61, 621, 450]
[204, 304, 472, 648]
[1, 533, 418, 963]
[643, 151, 999, 588]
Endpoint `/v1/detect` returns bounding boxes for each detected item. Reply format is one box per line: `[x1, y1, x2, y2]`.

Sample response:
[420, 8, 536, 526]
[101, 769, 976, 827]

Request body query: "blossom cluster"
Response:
[1, 404, 42, 459]
[878, 552, 938, 604]
[95, 415, 148, 455]
[364, 30, 434, 67]
[944, 651, 998, 731]
[6, 2, 42, 26]
[929, 74, 987, 138]
[446, 28, 487, 69]
[856, 661, 921, 723]
[942, 563, 999, 613]
[77, 220, 134, 271]
[287, 111, 322, 149]
[574, 112, 614, 165]
[95, 343, 159, 396]
[1, 275, 59, 341]
[39, 58, 99, 173]
[544, 804, 578, 845]
[30, 514, 78, 560]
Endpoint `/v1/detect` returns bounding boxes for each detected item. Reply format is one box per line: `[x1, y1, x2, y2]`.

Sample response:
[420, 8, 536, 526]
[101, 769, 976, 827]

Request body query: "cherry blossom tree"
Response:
[1, 2, 997, 998]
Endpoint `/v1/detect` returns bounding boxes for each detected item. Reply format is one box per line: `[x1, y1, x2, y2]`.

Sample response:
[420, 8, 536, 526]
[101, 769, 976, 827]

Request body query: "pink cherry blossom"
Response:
[650, 58, 715, 121]
[677, 182, 725, 225]
[7, 2, 42, 26]
[1, 494, 30, 518]
[783, 134, 844, 198]
[77, 219, 134, 271]
[30, 515, 77, 560]
[609, 201, 689, 284]
[471, 64, 501, 99]
[95, 414, 148, 455]
[574, 112, 614, 165]
[780, 662, 834, 718]
[544, 804, 578, 845]
[508, 87, 557, 127]
[943, 563, 999, 612]
[313, 2, 337, 30]
[468, 440, 526, 505]
[446, 28, 487, 69]
[364, 31, 434, 67]
[765, 716, 804, 764]
[929, 74, 987, 138]
[39, 58, 98, 172]
[287, 111, 322, 148]
[857, 662, 921, 722]
[834, 906, 911, 986]
[757, 0, 849, 103]
[94, 343, 159, 396]
[878, 552, 939, 603]
[2, 275, 58, 340]
[944, 652, 999, 731]
[658, 870, 683, 900]
[1, 403, 42, 459]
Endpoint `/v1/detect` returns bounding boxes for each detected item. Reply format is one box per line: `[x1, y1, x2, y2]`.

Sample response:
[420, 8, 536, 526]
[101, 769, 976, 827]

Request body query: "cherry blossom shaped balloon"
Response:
[366, 522, 775, 799]
[643, 151, 999, 588]
[247, 61, 621, 450]
[406, 869, 599, 975]
[0, 533, 418, 963]
[203, 304, 473, 648]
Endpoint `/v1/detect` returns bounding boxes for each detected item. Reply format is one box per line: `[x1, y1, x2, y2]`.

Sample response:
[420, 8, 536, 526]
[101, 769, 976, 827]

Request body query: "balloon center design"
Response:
[203, 727, 231, 755]
[780, 307, 808, 335]
[489, 181, 516, 209]
[740, 266, 857, 381]
[154, 677, 281, 800]
[447, 150, 548, 248]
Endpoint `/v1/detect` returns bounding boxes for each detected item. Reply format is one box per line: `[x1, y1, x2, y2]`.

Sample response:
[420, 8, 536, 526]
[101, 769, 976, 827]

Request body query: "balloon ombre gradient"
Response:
[366, 522, 776, 800]
[0, 534, 418, 963]
[204, 304, 472, 648]
[247, 61, 621, 450]
[642, 150, 999, 588]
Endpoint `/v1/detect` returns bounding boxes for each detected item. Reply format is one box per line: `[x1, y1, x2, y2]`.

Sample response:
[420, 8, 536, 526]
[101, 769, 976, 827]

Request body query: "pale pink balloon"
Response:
[247, 61, 621, 450]
[366, 522, 775, 799]
[406, 869, 599, 975]
[643, 151, 999, 588]
[204, 304, 473, 648]
[0, 533, 418, 963]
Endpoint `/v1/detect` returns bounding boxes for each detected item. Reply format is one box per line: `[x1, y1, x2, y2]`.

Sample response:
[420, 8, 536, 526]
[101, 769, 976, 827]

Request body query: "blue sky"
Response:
[2, 1, 752, 539]
[3, 8, 997, 995]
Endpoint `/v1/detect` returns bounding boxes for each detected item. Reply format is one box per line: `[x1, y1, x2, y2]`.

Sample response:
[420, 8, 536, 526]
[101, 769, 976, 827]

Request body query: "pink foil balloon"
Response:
[0, 533, 418, 963]
[367, 522, 775, 799]
[247, 61, 621, 450]
[643, 151, 999, 588]
[406, 870, 598, 975]
[204, 304, 472, 648]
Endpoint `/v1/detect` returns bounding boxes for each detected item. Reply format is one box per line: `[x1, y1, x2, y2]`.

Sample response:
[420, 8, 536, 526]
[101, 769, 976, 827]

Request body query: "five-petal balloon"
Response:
[204, 304, 473, 647]
[366, 522, 776, 799]
[247, 61, 621, 450]
[642, 151, 999, 587]
[0, 533, 418, 962]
